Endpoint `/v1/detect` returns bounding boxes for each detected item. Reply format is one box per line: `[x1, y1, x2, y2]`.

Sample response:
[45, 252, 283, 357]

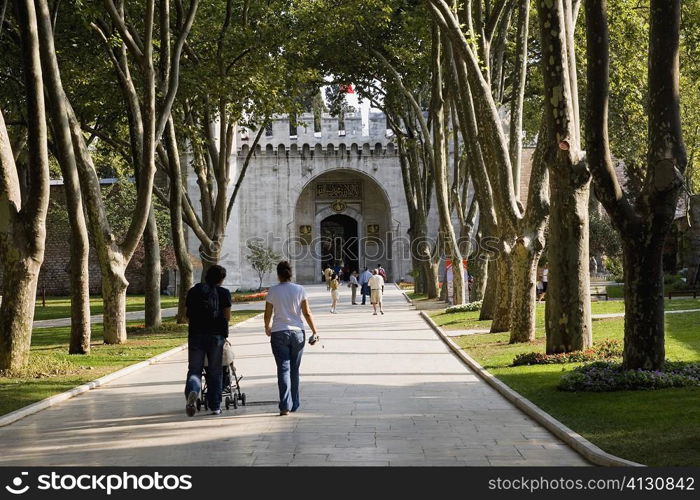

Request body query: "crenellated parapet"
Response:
[236, 111, 397, 158]
[238, 140, 397, 159]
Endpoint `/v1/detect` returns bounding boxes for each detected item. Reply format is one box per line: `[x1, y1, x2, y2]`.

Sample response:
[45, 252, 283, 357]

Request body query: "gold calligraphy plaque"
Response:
[315, 182, 362, 200]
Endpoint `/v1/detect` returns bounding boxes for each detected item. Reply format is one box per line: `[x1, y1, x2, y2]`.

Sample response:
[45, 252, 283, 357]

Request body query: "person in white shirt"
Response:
[264, 261, 319, 415]
[368, 269, 385, 315]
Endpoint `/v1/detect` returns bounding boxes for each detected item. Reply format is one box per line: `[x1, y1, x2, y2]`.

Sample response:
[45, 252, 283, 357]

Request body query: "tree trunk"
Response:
[0, 260, 42, 371]
[143, 207, 161, 328]
[545, 174, 592, 353]
[35, 0, 92, 355]
[67, 225, 91, 354]
[479, 259, 497, 320]
[621, 238, 666, 369]
[101, 265, 129, 344]
[687, 196, 700, 288]
[163, 118, 193, 323]
[0, 0, 50, 371]
[470, 254, 487, 302]
[424, 259, 439, 300]
[584, 0, 685, 368]
[509, 241, 540, 343]
[537, 0, 593, 354]
[490, 245, 513, 333]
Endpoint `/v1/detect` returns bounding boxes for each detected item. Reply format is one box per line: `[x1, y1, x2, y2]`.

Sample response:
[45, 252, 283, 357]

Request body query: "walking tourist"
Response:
[368, 269, 385, 315]
[264, 261, 320, 415]
[359, 267, 372, 305]
[329, 273, 340, 313]
[184, 265, 232, 417]
[323, 265, 333, 290]
[349, 270, 359, 304]
[377, 264, 387, 280]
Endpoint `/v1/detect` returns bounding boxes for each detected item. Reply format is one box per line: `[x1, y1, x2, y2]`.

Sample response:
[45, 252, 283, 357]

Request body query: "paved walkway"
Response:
[2, 285, 587, 466]
[32, 302, 267, 329]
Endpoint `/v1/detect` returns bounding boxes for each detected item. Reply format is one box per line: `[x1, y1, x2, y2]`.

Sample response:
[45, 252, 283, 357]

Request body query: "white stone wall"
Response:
[185, 112, 471, 291]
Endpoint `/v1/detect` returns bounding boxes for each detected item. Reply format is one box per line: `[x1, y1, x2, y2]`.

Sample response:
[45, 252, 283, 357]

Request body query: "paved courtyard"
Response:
[0, 285, 587, 466]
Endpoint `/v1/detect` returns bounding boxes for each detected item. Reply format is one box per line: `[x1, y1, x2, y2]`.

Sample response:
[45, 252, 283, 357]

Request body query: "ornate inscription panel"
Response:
[315, 182, 362, 200]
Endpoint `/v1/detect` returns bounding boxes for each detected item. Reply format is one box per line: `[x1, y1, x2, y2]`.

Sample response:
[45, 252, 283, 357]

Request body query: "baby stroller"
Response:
[198, 339, 246, 411]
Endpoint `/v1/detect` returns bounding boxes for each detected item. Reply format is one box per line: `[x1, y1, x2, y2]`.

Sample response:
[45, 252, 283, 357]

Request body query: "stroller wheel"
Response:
[225, 397, 231, 410]
[196, 399, 202, 411]
[232, 397, 238, 409]
[203, 399, 209, 411]
[240, 393, 247, 406]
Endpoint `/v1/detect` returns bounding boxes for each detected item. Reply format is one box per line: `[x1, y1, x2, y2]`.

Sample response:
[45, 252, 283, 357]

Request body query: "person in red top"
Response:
[377, 264, 387, 292]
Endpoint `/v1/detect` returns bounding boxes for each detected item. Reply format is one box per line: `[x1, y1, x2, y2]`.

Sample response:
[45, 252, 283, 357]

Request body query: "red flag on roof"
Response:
[339, 83, 355, 94]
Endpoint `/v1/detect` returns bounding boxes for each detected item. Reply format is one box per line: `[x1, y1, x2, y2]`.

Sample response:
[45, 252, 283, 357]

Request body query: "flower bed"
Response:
[233, 291, 268, 303]
[446, 301, 482, 313]
[558, 361, 700, 392]
[512, 339, 622, 366]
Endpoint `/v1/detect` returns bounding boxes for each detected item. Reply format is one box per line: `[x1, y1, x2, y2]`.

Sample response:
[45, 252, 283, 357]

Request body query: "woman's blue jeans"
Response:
[270, 330, 305, 412]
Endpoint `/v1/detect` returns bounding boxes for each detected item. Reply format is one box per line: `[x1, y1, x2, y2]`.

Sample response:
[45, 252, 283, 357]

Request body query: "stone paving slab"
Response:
[1, 285, 588, 466]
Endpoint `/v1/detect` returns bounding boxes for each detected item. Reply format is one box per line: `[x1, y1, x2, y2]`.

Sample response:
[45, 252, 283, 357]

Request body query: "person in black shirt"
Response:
[184, 265, 232, 416]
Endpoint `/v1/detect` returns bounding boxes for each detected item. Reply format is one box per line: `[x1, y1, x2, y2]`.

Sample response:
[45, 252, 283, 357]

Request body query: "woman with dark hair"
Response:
[264, 261, 319, 415]
[184, 265, 232, 416]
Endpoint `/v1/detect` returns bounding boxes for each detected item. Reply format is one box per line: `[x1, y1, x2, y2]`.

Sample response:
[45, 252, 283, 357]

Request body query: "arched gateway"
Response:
[293, 169, 393, 283]
[188, 112, 419, 290]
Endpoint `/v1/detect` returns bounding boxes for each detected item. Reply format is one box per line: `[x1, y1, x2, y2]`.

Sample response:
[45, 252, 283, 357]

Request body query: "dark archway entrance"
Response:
[320, 214, 359, 278]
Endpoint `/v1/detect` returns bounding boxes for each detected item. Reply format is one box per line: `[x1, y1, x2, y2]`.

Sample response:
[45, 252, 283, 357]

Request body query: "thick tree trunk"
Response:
[546, 174, 592, 353]
[490, 244, 513, 333]
[0, 0, 49, 371]
[537, 0, 592, 354]
[687, 196, 700, 288]
[470, 254, 487, 302]
[143, 208, 161, 328]
[585, 0, 685, 368]
[163, 118, 193, 323]
[412, 259, 425, 295]
[424, 259, 440, 300]
[101, 265, 129, 344]
[509, 241, 540, 343]
[479, 259, 497, 320]
[67, 225, 91, 354]
[621, 238, 666, 369]
[35, 0, 92, 355]
[0, 260, 42, 371]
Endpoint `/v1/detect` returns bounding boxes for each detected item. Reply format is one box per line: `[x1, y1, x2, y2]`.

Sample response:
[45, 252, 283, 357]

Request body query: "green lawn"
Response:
[33, 295, 181, 322]
[431, 298, 700, 331]
[450, 312, 700, 466]
[0, 310, 260, 416]
[406, 291, 428, 301]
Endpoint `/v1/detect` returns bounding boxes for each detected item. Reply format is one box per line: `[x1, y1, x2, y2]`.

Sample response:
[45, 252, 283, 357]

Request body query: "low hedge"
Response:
[512, 339, 623, 366]
[558, 361, 700, 392]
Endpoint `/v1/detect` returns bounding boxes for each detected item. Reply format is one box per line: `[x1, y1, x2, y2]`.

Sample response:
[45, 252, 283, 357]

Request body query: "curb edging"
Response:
[0, 312, 264, 428]
[419, 310, 644, 467]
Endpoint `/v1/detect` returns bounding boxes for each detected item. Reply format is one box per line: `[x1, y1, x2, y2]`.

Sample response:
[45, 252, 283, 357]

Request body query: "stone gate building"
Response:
[189, 112, 420, 290]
